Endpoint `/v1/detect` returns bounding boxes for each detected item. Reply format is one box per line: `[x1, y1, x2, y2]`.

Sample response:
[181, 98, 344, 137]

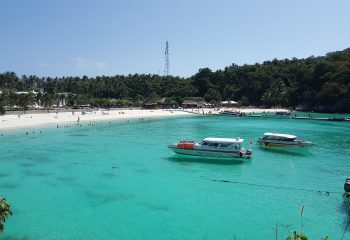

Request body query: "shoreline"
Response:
[0, 107, 290, 131]
[0, 109, 195, 131]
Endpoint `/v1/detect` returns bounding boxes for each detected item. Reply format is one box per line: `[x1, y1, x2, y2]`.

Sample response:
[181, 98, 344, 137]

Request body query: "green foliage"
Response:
[90, 98, 112, 108]
[204, 88, 222, 106]
[285, 231, 328, 240]
[18, 92, 36, 111]
[66, 94, 91, 107]
[261, 80, 288, 107]
[0, 106, 5, 115]
[222, 84, 237, 100]
[42, 93, 56, 110]
[316, 82, 346, 105]
[0, 48, 349, 112]
[144, 92, 159, 103]
[286, 231, 308, 240]
[192, 68, 213, 96]
[114, 99, 134, 107]
[239, 96, 249, 106]
[0, 196, 12, 234]
[172, 96, 183, 107]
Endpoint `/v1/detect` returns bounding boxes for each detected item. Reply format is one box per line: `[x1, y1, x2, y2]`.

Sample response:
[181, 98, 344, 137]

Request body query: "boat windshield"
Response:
[200, 141, 241, 149]
[208, 142, 219, 147]
[262, 136, 295, 141]
[219, 143, 231, 147]
[276, 112, 290, 115]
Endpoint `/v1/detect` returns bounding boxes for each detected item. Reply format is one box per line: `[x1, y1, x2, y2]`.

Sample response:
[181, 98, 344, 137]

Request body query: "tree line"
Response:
[0, 48, 349, 113]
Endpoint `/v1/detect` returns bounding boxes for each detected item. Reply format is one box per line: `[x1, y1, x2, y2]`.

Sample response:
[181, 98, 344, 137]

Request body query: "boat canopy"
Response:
[203, 137, 244, 144]
[263, 132, 297, 139]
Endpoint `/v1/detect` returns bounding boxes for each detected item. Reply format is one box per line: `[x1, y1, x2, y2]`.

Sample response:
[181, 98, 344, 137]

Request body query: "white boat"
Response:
[344, 178, 350, 205]
[273, 111, 292, 118]
[257, 132, 314, 150]
[168, 137, 252, 160]
[219, 110, 240, 116]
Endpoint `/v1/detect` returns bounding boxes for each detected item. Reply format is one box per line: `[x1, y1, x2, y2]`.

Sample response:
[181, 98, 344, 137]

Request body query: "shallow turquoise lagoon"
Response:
[1, 116, 349, 239]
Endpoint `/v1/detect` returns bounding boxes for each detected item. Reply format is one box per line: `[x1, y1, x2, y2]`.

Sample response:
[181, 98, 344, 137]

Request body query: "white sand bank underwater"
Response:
[0, 108, 288, 130]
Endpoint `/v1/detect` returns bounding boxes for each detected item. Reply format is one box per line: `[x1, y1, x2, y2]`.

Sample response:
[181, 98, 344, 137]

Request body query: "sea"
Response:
[0, 114, 349, 239]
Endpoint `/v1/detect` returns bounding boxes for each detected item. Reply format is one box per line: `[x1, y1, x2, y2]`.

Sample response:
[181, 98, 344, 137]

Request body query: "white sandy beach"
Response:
[0, 108, 289, 130]
[220, 107, 289, 114]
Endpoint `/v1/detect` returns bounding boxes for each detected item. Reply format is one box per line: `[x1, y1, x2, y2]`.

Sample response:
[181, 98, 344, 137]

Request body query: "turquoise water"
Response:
[0, 116, 349, 239]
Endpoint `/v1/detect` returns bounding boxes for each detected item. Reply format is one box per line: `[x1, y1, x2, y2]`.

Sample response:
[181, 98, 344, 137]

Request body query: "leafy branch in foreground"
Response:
[283, 205, 329, 240]
[0, 196, 12, 233]
[286, 231, 328, 240]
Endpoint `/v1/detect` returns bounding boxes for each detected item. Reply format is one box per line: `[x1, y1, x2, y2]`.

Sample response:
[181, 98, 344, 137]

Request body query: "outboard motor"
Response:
[344, 178, 350, 193]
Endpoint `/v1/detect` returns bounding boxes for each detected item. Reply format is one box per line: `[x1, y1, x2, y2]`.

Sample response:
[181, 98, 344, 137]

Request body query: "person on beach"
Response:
[77, 117, 80, 123]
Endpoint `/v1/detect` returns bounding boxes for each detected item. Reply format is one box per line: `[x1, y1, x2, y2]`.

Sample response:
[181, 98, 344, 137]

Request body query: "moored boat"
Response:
[168, 137, 252, 160]
[219, 110, 240, 116]
[272, 111, 292, 118]
[257, 132, 314, 150]
[343, 178, 350, 205]
[327, 117, 350, 122]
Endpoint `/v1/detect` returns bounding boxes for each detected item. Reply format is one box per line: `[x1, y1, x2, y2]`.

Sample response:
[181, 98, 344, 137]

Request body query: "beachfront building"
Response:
[221, 100, 239, 107]
[182, 97, 205, 108]
[14, 90, 39, 95]
[1, 90, 72, 110]
[182, 100, 199, 108]
[142, 98, 177, 109]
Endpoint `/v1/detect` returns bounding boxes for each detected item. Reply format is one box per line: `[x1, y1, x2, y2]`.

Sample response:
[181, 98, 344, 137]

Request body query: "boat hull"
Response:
[219, 112, 239, 116]
[257, 140, 313, 150]
[257, 143, 313, 148]
[256, 143, 313, 155]
[168, 145, 249, 160]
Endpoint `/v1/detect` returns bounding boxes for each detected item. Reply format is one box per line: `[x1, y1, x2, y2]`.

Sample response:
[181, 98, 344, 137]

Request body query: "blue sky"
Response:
[0, 0, 349, 77]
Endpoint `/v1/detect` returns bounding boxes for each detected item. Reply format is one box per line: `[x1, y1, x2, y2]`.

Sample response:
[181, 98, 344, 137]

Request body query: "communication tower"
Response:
[164, 41, 170, 76]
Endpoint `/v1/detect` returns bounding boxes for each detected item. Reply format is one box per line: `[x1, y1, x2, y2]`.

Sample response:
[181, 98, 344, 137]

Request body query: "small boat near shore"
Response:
[273, 111, 292, 118]
[343, 178, 350, 205]
[219, 110, 240, 116]
[257, 132, 314, 151]
[327, 117, 350, 122]
[168, 137, 252, 160]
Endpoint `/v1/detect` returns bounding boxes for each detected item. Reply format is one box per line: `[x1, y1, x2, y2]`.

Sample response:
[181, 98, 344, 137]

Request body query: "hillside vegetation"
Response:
[0, 48, 349, 112]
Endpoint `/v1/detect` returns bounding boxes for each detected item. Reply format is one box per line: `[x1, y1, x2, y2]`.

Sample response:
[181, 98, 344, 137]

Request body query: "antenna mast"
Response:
[164, 41, 170, 76]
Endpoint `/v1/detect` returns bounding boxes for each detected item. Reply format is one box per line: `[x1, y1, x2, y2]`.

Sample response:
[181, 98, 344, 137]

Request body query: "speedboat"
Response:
[343, 178, 350, 205]
[168, 137, 252, 160]
[219, 110, 241, 116]
[273, 111, 292, 118]
[257, 133, 314, 150]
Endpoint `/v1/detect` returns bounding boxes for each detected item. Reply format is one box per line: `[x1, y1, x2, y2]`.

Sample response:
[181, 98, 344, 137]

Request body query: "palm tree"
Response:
[0, 196, 12, 233]
[42, 93, 56, 112]
[18, 92, 36, 113]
